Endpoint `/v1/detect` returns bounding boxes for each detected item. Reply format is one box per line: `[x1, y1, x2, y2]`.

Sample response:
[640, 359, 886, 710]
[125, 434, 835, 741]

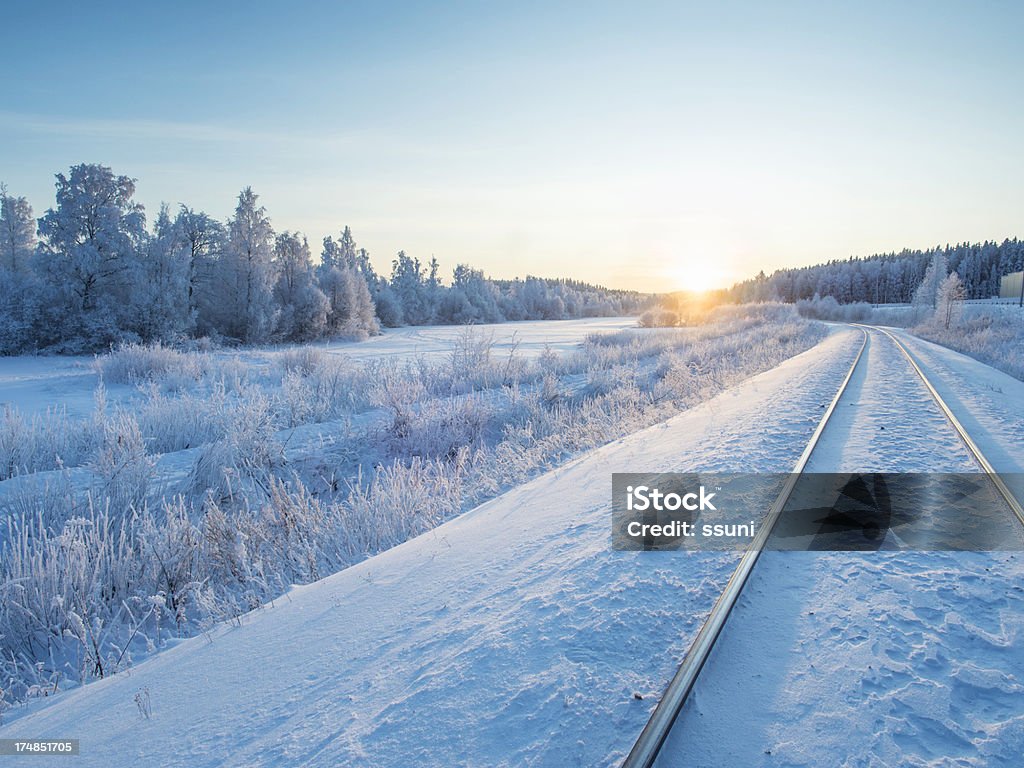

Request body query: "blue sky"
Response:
[2, 1, 1023, 291]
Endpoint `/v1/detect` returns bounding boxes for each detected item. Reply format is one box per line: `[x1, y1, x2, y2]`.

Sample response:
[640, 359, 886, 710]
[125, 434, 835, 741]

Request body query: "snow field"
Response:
[0, 305, 825, 711]
[0, 323, 863, 766]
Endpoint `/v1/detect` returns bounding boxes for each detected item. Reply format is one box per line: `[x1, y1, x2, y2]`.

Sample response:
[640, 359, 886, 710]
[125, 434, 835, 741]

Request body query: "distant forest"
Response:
[0, 164, 647, 355]
[726, 239, 1024, 304]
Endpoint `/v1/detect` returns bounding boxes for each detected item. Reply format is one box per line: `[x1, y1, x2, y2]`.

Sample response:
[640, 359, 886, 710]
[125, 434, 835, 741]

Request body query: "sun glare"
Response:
[672, 261, 724, 295]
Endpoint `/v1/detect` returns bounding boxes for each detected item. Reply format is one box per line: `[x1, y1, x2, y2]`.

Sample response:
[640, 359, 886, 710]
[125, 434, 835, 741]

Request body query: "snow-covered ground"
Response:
[0, 355, 100, 420]
[2, 322, 1022, 767]
[0, 327, 861, 766]
[657, 327, 1024, 768]
[889, 329, 1024, 480]
[316, 316, 640, 363]
[0, 317, 638, 419]
[0, 316, 639, 524]
[1, 306, 826, 706]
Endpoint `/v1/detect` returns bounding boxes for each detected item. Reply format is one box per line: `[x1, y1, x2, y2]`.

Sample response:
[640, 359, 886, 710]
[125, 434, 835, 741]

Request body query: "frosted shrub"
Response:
[654, 351, 697, 404]
[264, 478, 328, 581]
[210, 355, 254, 394]
[388, 396, 492, 461]
[279, 370, 318, 427]
[136, 499, 203, 632]
[584, 363, 637, 397]
[189, 387, 282, 502]
[278, 355, 354, 426]
[277, 346, 328, 377]
[339, 453, 468, 554]
[2, 351, 352, 483]
[638, 308, 680, 327]
[304, 356, 357, 413]
[0, 408, 32, 480]
[582, 328, 696, 370]
[914, 311, 1024, 381]
[133, 384, 229, 453]
[89, 411, 154, 513]
[0, 502, 140, 695]
[368, 361, 428, 438]
[709, 301, 803, 326]
[186, 336, 219, 354]
[449, 327, 494, 388]
[795, 296, 874, 323]
[195, 488, 331, 621]
[540, 371, 562, 403]
[199, 503, 251, 597]
[197, 480, 329, 601]
[536, 343, 562, 375]
[96, 342, 206, 386]
[0, 406, 92, 480]
[203, 478, 337, 589]
[0, 472, 79, 540]
[497, 346, 530, 388]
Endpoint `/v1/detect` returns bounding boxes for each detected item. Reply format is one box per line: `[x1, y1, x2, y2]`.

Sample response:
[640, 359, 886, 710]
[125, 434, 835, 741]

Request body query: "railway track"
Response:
[621, 324, 1024, 768]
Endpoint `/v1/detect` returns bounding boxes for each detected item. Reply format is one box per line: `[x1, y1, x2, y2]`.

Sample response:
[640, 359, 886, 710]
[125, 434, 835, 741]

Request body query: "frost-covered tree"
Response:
[3, 165, 651, 350]
[935, 271, 966, 329]
[321, 226, 371, 276]
[911, 251, 948, 318]
[425, 256, 443, 319]
[135, 204, 192, 341]
[0, 185, 36, 274]
[0, 186, 42, 354]
[320, 235, 342, 272]
[438, 265, 502, 323]
[37, 164, 147, 348]
[726, 240, 1024, 305]
[318, 234, 378, 338]
[518, 277, 567, 320]
[217, 187, 278, 343]
[273, 232, 328, 341]
[321, 226, 381, 326]
[318, 265, 378, 337]
[373, 282, 404, 327]
[390, 251, 432, 325]
[0, 278, 39, 354]
[354, 246, 375, 282]
[175, 206, 225, 331]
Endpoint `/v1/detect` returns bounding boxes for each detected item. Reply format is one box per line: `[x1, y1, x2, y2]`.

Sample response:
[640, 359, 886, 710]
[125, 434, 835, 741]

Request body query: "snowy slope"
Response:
[0, 329, 862, 767]
[656, 327, 1024, 768]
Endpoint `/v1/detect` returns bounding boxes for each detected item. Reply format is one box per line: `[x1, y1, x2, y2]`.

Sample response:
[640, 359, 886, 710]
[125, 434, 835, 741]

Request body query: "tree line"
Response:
[0, 164, 646, 355]
[725, 239, 1024, 305]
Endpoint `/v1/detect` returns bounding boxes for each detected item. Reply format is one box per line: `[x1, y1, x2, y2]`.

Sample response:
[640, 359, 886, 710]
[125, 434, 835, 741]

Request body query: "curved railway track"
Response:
[622, 324, 1024, 768]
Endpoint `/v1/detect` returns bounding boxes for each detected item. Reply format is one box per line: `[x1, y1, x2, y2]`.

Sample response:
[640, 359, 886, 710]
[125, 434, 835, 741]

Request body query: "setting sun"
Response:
[671, 260, 726, 294]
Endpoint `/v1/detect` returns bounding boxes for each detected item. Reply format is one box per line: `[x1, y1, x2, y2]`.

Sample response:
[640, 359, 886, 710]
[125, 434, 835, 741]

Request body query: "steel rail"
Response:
[621, 328, 869, 768]
[865, 324, 1024, 528]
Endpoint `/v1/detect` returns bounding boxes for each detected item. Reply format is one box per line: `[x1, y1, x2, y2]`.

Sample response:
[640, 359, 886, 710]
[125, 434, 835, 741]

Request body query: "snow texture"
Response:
[0, 328, 859, 766]
[2, 325, 1021, 768]
[657, 327, 1024, 768]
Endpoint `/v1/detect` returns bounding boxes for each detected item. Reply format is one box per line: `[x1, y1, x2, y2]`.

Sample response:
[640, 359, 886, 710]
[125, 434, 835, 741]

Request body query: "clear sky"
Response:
[2, 0, 1022, 292]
